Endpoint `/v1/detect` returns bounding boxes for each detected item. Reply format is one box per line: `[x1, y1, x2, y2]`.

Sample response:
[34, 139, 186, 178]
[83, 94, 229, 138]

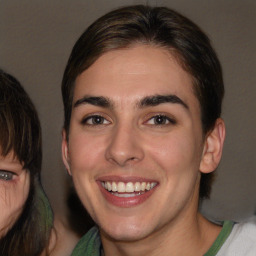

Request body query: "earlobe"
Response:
[62, 129, 72, 176]
[199, 118, 226, 174]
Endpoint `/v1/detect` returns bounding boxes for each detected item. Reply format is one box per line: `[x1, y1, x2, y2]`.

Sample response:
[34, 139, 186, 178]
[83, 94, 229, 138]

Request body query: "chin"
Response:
[100, 218, 153, 242]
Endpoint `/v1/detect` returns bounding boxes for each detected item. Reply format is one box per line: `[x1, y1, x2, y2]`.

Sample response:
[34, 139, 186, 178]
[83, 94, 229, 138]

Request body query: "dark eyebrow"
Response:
[74, 94, 188, 110]
[74, 96, 112, 108]
[139, 94, 189, 109]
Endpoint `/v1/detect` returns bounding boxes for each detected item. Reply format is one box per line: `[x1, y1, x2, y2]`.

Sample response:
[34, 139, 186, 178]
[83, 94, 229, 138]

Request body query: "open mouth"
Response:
[100, 181, 157, 197]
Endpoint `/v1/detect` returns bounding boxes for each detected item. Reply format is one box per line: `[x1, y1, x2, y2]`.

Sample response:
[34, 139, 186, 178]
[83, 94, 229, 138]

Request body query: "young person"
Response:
[61, 5, 256, 256]
[0, 69, 79, 256]
[0, 69, 53, 255]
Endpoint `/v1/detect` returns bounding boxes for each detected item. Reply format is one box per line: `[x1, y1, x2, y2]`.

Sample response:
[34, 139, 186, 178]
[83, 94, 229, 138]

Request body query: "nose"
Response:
[105, 123, 144, 167]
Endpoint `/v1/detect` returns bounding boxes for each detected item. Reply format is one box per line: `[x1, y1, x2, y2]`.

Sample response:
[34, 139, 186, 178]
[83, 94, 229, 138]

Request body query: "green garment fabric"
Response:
[71, 226, 101, 256]
[71, 221, 234, 256]
[35, 179, 53, 235]
[204, 220, 234, 256]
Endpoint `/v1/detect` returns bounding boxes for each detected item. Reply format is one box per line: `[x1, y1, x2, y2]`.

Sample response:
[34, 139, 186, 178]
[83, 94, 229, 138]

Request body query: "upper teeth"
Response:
[101, 181, 157, 193]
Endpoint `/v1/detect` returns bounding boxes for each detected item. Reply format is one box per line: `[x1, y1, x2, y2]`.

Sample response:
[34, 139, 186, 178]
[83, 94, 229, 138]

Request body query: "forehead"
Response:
[74, 45, 198, 107]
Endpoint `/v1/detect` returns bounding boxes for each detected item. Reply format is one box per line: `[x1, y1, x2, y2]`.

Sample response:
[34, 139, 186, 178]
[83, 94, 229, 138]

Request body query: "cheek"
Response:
[69, 133, 106, 174]
[68, 134, 104, 219]
[68, 133, 105, 205]
[146, 131, 202, 205]
[146, 134, 202, 214]
[0, 179, 29, 237]
[148, 132, 201, 173]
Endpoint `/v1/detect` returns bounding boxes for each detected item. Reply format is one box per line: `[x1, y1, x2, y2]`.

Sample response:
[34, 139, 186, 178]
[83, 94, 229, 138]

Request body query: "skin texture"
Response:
[62, 45, 225, 255]
[0, 151, 30, 238]
[40, 216, 79, 256]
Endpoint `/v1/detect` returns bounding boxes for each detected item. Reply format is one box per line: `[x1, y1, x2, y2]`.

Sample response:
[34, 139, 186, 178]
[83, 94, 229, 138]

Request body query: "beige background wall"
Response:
[0, 0, 255, 222]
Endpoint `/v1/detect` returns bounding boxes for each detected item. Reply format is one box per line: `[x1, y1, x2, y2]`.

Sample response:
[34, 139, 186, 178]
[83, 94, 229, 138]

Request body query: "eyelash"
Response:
[81, 113, 176, 127]
[81, 114, 111, 126]
[145, 114, 176, 126]
[0, 170, 14, 181]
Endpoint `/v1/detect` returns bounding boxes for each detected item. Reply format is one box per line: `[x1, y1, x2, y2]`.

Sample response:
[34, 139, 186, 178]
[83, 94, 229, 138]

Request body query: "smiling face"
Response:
[0, 150, 30, 238]
[62, 45, 219, 242]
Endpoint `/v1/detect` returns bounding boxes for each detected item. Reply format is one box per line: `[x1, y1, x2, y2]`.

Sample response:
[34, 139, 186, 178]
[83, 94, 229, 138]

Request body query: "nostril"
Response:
[106, 155, 140, 167]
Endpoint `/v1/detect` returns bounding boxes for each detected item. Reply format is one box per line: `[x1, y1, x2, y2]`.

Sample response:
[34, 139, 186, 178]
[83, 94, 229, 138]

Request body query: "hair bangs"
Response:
[0, 70, 41, 175]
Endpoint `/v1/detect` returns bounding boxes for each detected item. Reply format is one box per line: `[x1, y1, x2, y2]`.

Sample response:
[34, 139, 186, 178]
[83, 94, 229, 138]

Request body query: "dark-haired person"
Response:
[0, 69, 53, 255]
[61, 5, 256, 256]
[0, 69, 79, 256]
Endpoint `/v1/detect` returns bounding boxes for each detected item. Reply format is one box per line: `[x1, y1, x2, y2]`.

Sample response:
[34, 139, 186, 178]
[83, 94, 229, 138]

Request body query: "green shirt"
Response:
[71, 221, 234, 256]
[36, 181, 53, 233]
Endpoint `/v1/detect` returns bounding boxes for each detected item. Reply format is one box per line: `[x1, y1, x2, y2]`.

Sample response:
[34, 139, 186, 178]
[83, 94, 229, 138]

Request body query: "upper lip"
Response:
[97, 175, 158, 183]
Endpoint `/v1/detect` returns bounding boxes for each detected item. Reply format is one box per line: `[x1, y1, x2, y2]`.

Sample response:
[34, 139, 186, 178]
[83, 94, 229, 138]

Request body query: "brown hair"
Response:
[0, 69, 53, 256]
[61, 5, 224, 199]
[0, 70, 41, 175]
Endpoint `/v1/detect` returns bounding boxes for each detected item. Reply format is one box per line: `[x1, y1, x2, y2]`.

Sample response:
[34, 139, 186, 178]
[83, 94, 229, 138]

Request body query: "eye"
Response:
[81, 115, 111, 125]
[146, 114, 176, 126]
[0, 170, 14, 181]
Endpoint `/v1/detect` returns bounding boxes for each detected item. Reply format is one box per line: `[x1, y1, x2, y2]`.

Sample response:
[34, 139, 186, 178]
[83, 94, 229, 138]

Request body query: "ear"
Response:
[199, 118, 226, 174]
[62, 129, 72, 176]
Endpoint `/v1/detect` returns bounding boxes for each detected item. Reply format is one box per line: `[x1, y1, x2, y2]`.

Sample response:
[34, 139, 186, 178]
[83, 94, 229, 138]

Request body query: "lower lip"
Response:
[97, 182, 157, 208]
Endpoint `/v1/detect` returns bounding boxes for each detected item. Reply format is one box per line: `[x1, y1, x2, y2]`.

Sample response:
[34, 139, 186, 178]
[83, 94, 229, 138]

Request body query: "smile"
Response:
[101, 181, 157, 194]
[98, 179, 158, 207]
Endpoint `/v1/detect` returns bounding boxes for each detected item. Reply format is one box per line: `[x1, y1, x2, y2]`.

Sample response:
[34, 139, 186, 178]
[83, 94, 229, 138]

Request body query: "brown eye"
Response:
[154, 115, 168, 125]
[91, 115, 105, 124]
[147, 115, 176, 126]
[82, 115, 110, 125]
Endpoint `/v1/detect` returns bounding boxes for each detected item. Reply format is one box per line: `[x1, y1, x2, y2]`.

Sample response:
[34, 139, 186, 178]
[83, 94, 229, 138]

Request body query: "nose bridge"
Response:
[105, 119, 144, 166]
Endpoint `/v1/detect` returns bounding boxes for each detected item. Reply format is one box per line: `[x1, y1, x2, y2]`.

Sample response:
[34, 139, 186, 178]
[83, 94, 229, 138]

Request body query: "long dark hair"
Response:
[0, 69, 53, 256]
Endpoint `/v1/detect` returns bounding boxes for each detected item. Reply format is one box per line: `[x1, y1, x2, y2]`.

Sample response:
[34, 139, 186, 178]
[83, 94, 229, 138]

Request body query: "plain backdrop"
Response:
[0, 0, 255, 223]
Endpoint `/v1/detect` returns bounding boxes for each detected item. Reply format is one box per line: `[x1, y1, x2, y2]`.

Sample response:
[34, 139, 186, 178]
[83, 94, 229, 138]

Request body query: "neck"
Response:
[101, 213, 220, 256]
[100, 185, 221, 256]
